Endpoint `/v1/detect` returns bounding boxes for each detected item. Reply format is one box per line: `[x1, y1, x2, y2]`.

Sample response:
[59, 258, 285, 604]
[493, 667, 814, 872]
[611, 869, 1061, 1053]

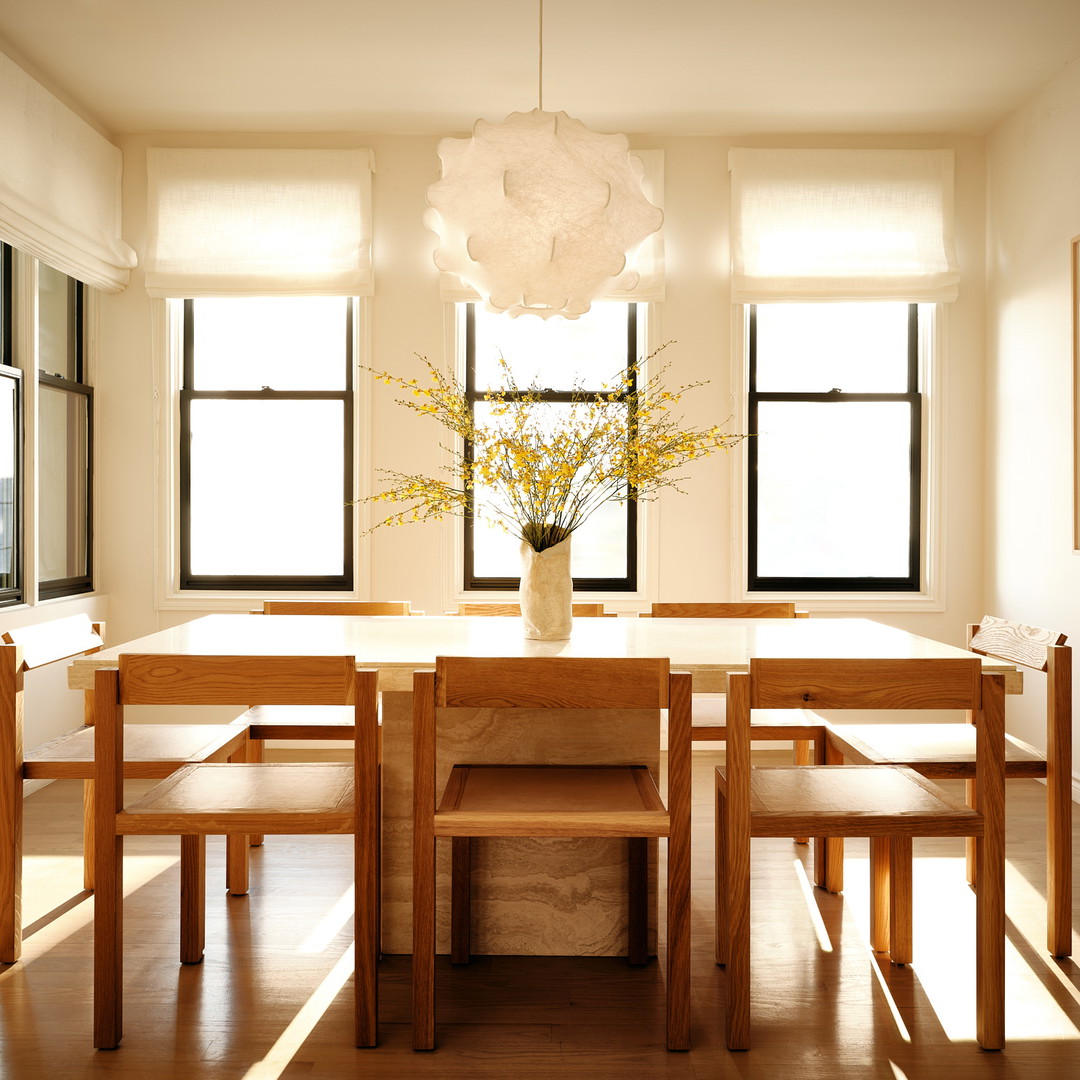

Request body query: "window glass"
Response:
[754, 302, 909, 393]
[37, 263, 80, 381]
[38, 385, 89, 581]
[190, 296, 349, 391]
[0, 373, 19, 595]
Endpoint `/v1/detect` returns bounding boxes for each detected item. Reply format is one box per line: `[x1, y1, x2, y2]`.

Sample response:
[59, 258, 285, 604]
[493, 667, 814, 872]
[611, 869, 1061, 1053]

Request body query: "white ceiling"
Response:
[2, 0, 1080, 137]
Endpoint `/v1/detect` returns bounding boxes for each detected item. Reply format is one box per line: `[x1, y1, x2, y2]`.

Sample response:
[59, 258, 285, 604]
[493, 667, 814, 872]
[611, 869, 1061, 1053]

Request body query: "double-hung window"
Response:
[37, 262, 92, 598]
[747, 302, 921, 592]
[0, 245, 19, 604]
[463, 301, 640, 592]
[178, 296, 354, 591]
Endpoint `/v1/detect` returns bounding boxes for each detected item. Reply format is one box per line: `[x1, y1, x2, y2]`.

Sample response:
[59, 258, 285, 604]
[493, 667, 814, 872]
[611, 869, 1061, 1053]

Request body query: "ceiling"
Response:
[2, 0, 1080, 137]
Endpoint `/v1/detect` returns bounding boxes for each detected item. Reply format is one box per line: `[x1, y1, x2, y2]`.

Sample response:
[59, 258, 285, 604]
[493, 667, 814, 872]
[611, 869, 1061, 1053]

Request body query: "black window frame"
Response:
[747, 302, 922, 593]
[463, 301, 640, 592]
[178, 297, 355, 592]
[38, 273, 93, 600]
[0, 244, 22, 606]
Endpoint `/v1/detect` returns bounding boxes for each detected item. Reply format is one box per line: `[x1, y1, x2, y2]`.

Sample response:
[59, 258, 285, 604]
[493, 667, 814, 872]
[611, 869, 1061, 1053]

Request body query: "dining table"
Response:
[67, 613, 1021, 956]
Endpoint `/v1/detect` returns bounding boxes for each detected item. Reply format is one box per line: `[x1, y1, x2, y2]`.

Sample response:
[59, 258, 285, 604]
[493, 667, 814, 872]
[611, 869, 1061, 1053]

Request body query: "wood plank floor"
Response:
[0, 751, 1077, 1079]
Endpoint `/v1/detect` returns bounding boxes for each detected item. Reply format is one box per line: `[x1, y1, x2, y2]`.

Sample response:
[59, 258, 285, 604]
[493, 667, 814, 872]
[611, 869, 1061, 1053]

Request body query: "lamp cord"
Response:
[538, 0, 544, 111]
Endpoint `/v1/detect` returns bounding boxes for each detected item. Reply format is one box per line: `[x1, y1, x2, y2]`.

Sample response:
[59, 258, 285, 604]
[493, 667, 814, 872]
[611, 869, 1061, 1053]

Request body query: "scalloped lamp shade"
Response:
[425, 109, 663, 320]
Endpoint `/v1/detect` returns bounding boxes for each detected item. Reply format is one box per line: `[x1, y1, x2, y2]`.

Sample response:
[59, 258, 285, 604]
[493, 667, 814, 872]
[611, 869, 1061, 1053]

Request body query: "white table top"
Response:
[67, 614, 1019, 694]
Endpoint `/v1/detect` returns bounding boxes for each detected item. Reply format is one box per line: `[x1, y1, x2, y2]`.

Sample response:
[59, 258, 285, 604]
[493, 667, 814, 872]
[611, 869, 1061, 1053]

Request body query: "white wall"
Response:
[87, 129, 988, 702]
[987, 57, 1080, 785]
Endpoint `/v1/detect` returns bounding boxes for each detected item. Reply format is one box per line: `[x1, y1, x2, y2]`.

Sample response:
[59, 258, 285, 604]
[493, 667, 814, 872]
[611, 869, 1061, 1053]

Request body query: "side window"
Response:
[464, 302, 640, 591]
[37, 262, 92, 598]
[747, 302, 921, 592]
[179, 296, 354, 591]
[0, 245, 20, 604]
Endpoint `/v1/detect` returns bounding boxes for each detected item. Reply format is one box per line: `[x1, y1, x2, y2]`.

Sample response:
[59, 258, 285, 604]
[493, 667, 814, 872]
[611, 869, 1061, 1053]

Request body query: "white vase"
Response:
[518, 535, 573, 641]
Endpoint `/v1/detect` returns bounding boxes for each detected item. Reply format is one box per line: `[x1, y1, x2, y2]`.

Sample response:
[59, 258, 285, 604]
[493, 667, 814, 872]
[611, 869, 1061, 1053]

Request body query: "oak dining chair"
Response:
[447, 602, 616, 616]
[92, 653, 380, 1050]
[1, 614, 247, 965]
[715, 656, 1005, 1050]
[412, 655, 692, 1051]
[826, 614, 1072, 957]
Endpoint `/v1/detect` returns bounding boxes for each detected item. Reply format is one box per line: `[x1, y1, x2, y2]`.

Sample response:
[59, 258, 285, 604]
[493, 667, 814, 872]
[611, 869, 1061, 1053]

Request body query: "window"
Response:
[0, 245, 19, 604]
[37, 262, 92, 598]
[179, 296, 354, 591]
[747, 302, 921, 592]
[464, 302, 639, 592]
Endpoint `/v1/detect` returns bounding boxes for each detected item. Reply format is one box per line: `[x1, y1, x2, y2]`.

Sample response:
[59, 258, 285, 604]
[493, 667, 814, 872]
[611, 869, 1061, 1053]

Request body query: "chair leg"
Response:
[1, 752, 21, 965]
[451, 837, 471, 965]
[93, 833, 123, 1049]
[247, 737, 265, 848]
[869, 837, 890, 954]
[888, 837, 913, 965]
[814, 738, 845, 892]
[628, 837, 648, 966]
[180, 835, 206, 964]
[715, 777, 728, 967]
[1046, 674, 1073, 958]
[793, 738, 811, 844]
[412, 832, 436, 1050]
[82, 779, 95, 891]
[226, 834, 249, 896]
[666, 833, 691, 1050]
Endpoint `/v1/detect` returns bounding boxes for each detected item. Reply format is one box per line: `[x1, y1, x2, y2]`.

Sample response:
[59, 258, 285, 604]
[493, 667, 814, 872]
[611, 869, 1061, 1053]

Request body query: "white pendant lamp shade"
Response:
[425, 109, 663, 319]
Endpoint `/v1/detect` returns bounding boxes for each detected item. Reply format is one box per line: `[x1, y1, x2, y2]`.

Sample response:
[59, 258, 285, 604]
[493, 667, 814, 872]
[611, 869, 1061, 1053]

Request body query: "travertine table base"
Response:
[378, 690, 659, 956]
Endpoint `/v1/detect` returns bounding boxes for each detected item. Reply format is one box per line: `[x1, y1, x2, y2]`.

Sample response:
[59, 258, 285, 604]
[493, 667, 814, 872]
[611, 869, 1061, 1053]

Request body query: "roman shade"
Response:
[144, 148, 374, 298]
[437, 149, 666, 305]
[729, 148, 960, 303]
[0, 51, 135, 293]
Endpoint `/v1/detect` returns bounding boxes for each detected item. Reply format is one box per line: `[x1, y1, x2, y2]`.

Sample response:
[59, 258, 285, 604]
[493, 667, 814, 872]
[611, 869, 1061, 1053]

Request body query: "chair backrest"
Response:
[452, 602, 612, 617]
[115, 654, 363, 706]
[748, 657, 985, 711]
[261, 600, 413, 616]
[3, 613, 103, 670]
[968, 615, 1067, 672]
[433, 656, 674, 710]
[645, 602, 803, 619]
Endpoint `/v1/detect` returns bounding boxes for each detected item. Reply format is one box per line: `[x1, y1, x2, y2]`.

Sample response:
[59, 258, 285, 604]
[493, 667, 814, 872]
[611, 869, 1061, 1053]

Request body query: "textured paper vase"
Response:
[519, 536, 572, 640]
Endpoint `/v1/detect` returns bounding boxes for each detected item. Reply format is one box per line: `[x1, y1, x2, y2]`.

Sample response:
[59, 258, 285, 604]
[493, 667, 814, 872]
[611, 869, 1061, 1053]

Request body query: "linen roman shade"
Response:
[0, 51, 135, 293]
[728, 148, 960, 303]
[437, 149, 666, 304]
[145, 148, 374, 298]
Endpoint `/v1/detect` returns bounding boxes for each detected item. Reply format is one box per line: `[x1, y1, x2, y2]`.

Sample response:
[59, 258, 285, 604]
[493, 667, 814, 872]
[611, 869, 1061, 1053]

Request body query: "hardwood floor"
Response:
[0, 752, 1077, 1078]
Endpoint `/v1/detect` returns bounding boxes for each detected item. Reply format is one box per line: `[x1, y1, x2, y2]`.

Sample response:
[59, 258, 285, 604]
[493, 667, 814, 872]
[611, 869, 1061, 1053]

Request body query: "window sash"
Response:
[747, 303, 921, 592]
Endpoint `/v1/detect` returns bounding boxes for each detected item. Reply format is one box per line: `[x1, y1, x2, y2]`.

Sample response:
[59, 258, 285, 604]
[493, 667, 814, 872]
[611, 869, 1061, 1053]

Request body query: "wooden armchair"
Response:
[715, 657, 1005, 1050]
[92, 654, 379, 1050]
[448, 602, 616, 616]
[412, 656, 692, 1051]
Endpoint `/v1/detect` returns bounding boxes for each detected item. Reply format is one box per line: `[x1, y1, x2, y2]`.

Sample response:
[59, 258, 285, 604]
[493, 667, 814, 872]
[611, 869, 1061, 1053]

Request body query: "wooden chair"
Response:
[412, 656, 692, 1051]
[0, 614, 247, 965]
[260, 600, 417, 615]
[827, 614, 1072, 957]
[448, 602, 616, 616]
[715, 657, 1005, 1050]
[92, 653, 379, 1050]
[644, 602, 823, 845]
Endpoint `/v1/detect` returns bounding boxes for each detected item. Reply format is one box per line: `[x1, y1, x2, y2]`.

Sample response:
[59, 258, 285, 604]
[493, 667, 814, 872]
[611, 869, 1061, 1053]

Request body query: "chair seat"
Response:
[725, 764, 981, 837]
[116, 762, 355, 834]
[23, 724, 248, 779]
[690, 697, 826, 740]
[827, 722, 1047, 778]
[434, 764, 669, 837]
[234, 703, 359, 739]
